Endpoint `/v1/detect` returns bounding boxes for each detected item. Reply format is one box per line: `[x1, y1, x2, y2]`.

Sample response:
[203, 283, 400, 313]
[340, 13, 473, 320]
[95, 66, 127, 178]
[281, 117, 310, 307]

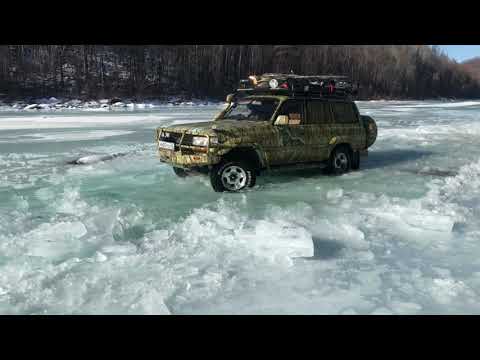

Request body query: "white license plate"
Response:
[158, 140, 175, 151]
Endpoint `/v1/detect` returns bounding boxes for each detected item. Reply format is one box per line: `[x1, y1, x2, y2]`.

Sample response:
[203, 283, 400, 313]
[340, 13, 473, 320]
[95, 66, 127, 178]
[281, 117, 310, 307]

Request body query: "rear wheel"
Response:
[327, 145, 351, 175]
[362, 116, 378, 148]
[210, 161, 256, 192]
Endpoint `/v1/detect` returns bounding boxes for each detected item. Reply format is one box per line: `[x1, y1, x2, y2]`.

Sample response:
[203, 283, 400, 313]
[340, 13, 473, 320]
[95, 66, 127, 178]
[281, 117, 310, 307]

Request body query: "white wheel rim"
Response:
[221, 165, 247, 191]
[334, 152, 348, 171]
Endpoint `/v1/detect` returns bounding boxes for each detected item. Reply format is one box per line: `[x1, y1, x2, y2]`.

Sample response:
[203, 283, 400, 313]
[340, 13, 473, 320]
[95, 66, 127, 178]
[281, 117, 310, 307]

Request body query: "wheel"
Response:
[210, 161, 256, 192]
[173, 167, 189, 177]
[362, 116, 378, 148]
[327, 145, 351, 175]
[351, 150, 360, 170]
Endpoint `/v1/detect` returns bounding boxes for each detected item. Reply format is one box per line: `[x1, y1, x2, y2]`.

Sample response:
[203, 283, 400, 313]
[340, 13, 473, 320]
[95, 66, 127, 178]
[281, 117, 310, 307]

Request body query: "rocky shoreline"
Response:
[0, 95, 466, 112]
[0, 96, 224, 112]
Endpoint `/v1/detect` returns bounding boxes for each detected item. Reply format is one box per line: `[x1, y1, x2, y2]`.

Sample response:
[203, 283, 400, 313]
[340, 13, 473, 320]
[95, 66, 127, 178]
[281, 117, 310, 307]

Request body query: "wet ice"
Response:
[1, 101, 480, 314]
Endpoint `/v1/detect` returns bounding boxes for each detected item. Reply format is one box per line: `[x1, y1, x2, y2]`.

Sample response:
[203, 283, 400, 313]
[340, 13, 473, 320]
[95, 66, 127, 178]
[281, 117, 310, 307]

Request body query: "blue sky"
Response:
[437, 45, 480, 62]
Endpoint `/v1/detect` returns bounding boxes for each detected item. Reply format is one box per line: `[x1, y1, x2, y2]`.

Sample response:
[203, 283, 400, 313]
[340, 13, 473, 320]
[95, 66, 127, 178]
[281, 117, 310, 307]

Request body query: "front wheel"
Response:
[210, 161, 256, 192]
[327, 146, 351, 175]
[173, 167, 190, 177]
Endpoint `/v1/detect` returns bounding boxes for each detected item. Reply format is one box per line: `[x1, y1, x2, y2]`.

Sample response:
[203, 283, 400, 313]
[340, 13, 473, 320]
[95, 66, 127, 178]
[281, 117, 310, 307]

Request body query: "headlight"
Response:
[209, 136, 218, 145]
[192, 136, 209, 147]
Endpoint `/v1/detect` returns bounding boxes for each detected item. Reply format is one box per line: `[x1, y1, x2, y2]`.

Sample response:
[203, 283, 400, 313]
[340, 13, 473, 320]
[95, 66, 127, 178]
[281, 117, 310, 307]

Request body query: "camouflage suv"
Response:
[156, 74, 377, 192]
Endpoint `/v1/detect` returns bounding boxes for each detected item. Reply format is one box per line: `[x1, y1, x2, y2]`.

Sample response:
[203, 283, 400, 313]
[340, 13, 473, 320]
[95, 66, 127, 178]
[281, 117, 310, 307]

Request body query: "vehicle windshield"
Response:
[223, 98, 279, 121]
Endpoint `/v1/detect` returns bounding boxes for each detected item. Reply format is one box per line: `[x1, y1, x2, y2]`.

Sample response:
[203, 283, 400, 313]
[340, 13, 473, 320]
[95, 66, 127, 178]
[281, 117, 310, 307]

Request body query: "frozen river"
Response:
[1, 100, 480, 314]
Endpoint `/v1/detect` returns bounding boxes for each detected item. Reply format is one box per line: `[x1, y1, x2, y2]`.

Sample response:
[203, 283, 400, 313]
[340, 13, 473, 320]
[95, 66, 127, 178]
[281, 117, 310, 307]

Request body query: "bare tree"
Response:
[0, 45, 478, 101]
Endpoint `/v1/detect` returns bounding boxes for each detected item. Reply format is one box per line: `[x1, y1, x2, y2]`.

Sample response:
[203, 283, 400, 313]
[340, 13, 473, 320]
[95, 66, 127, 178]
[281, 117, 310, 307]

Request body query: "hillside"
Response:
[1, 45, 480, 101]
[462, 57, 480, 81]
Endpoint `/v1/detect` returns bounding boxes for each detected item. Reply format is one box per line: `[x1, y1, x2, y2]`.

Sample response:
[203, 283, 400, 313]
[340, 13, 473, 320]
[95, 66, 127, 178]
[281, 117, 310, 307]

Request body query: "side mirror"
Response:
[226, 94, 235, 103]
[274, 115, 289, 126]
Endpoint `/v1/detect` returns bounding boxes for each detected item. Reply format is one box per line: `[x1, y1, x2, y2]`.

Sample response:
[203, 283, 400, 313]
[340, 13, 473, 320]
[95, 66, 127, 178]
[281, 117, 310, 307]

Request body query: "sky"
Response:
[437, 45, 480, 62]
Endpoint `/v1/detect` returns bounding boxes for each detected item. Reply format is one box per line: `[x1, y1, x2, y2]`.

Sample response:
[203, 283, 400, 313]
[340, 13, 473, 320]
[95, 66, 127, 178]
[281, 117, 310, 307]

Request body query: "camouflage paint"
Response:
[156, 95, 376, 170]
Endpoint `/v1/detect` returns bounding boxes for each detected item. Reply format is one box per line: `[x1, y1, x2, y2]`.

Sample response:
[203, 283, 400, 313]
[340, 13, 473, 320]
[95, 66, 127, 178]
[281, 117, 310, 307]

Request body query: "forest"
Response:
[0, 45, 479, 101]
[463, 57, 480, 82]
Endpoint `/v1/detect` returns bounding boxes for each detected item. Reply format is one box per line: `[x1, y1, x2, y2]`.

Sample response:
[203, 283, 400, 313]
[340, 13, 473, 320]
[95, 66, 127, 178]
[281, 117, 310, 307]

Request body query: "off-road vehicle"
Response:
[156, 73, 377, 192]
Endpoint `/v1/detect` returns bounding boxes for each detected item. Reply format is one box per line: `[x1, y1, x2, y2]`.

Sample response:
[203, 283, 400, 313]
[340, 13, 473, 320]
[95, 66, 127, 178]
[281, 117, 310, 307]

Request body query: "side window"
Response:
[331, 102, 358, 124]
[277, 100, 304, 125]
[307, 100, 333, 124]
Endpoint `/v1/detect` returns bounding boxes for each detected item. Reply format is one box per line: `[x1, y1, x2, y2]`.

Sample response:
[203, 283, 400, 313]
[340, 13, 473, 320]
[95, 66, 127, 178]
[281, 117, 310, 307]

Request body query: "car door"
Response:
[270, 99, 309, 165]
[329, 101, 365, 151]
[305, 99, 335, 161]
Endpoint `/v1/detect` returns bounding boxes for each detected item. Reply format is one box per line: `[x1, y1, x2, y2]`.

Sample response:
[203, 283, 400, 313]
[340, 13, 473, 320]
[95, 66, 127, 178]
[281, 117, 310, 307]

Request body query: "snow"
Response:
[111, 102, 126, 107]
[1, 100, 480, 314]
[0, 130, 134, 143]
[24, 104, 41, 110]
[0, 98, 223, 113]
[395, 101, 480, 108]
[0, 115, 173, 130]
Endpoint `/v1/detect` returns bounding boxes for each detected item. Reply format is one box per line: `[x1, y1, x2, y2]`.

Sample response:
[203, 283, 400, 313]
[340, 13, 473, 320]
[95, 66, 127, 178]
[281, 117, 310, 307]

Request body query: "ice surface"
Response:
[0, 114, 173, 130]
[0, 130, 134, 143]
[1, 101, 480, 314]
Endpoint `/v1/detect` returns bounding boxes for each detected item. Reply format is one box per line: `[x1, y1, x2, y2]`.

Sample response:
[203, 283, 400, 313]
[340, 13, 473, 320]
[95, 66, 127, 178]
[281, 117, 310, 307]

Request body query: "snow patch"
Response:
[0, 130, 134, 143]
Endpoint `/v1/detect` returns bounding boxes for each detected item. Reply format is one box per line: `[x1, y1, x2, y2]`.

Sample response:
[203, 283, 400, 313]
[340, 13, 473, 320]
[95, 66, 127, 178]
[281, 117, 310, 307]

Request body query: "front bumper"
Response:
[158, 148, 221, 168]
[156, 128, 227, 168]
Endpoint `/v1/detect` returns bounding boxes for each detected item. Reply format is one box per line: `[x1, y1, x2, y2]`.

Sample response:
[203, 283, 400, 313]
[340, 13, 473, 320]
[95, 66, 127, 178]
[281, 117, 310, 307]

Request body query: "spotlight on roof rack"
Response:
[269, 79, 279, 89]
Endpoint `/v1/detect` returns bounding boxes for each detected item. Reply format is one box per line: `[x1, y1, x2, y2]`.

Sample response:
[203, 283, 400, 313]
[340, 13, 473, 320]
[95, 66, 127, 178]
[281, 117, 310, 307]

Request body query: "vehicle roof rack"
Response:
[235, 73, 358, 100]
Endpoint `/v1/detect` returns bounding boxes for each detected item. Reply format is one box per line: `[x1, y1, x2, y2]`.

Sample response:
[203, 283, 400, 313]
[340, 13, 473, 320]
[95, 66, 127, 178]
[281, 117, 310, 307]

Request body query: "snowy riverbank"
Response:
[0, 95, 471, 113]
[0, 97, 224, 112]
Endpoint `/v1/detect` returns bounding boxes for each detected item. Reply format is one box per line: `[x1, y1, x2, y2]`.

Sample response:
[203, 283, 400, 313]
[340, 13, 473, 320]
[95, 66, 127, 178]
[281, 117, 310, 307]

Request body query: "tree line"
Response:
[0, 45, 479, 101]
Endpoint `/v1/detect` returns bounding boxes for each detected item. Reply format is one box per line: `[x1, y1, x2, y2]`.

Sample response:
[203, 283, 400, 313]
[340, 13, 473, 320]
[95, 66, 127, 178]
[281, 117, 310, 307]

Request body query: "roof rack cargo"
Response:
[236, 73, 358, 99]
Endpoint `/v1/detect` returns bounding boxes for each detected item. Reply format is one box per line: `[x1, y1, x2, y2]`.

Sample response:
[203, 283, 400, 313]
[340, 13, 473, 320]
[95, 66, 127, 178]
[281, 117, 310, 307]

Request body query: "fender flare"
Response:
[222, 145, 267, 171]
[326, 137, 354, 157]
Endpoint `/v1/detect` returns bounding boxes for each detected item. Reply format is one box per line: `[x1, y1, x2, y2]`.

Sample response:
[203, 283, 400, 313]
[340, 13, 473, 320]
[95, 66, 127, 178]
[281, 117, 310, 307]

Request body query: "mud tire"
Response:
[327, 145, 352, 175]
[173, 167, 190, 178]
[210, 161, 256, 192]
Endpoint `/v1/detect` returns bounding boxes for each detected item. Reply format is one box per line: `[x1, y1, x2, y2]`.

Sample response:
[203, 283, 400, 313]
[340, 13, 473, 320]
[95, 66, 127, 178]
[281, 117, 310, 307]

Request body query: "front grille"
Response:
[182, 134, 194, 146]
[180, 148, 196, 155]
[160, 131, 195, 146]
